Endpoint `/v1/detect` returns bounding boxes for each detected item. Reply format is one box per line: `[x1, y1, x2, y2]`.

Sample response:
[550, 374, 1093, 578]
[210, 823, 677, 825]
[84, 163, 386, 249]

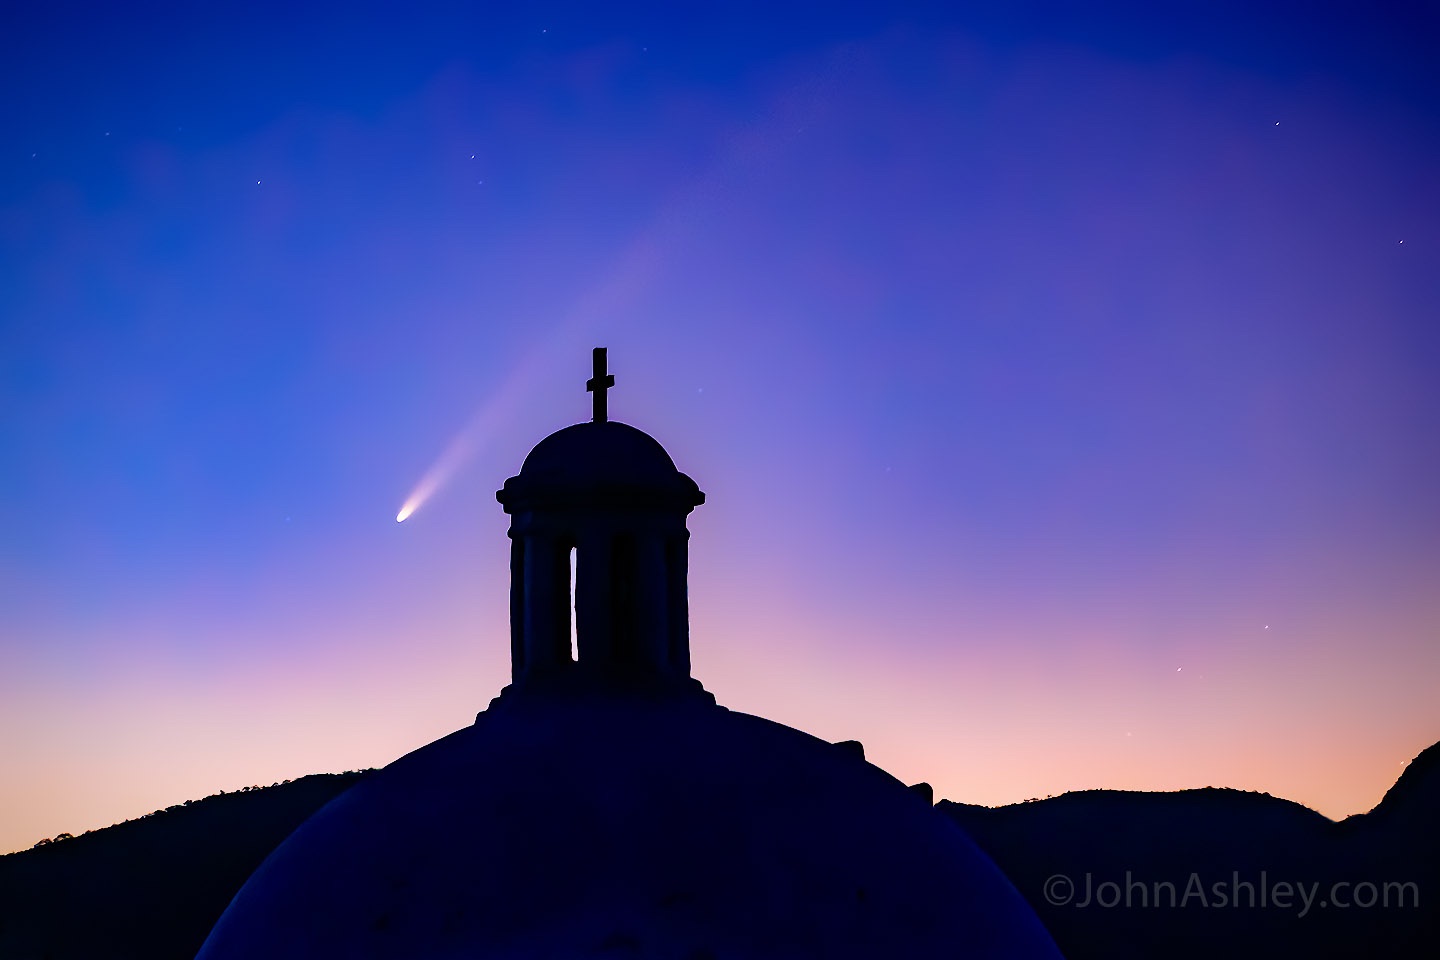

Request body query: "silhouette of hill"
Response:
[2, 746, 1435, 959]
[1351, 739, 1440, 832]
[0, 773, 369, 960]
[942, 758, 1438, 959]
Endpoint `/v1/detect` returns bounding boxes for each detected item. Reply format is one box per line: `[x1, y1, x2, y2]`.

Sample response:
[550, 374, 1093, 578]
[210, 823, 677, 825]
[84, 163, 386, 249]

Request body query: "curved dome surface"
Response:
[198, 694, 1061, 959]
[524, 421, 678, 483]
[499, 421, 702, 508]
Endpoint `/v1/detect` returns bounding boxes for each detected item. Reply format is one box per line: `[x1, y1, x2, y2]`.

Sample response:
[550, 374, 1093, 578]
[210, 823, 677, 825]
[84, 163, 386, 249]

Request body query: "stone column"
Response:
[509, 535, 526, 682]
[575, 525, 613, 667]
[666, 532, 691, 677]
[635, 532, 670, 673]
[522, 533, 569, 675]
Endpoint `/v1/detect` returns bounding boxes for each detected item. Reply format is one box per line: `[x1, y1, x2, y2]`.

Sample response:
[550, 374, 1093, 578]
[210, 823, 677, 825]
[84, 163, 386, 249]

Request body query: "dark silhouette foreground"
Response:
[6, 353, 1430, 958]
[1, 742, 1434, 959]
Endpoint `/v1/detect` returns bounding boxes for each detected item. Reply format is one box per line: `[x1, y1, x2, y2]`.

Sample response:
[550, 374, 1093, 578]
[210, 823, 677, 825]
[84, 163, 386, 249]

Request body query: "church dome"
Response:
[498, 420, 704, 510]
[195, 350, 1061, 959]
[196, 690, 1062, 959]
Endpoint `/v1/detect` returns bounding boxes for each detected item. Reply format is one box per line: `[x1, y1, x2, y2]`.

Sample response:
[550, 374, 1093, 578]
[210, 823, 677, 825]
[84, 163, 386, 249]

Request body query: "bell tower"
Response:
[496, 349, 705, 692]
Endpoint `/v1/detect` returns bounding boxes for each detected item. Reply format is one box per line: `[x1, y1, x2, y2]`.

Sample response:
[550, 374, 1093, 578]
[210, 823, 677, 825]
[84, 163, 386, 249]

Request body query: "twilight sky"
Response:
[3, 1, 1438, 853]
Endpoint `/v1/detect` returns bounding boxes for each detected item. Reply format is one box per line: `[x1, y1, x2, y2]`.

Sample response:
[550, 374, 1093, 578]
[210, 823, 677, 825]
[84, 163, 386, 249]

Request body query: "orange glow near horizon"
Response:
[3, 596, 1432, 857]
[4, 15, 1437, 866]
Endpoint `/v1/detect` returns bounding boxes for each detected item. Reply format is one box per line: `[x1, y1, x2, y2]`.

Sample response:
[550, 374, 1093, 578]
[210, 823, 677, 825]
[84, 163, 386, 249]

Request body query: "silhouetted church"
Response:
[197, 350, 1063, 959]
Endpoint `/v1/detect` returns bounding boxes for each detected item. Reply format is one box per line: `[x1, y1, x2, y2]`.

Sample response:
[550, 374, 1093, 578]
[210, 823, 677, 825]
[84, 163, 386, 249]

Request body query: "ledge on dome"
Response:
[481, 666, 716, 718]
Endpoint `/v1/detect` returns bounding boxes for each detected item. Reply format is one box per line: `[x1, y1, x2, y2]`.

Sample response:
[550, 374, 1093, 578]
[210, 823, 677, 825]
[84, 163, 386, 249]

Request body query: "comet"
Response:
[388, 75, 820, 525]
[391, 379, 525, 524]
[394, 420, 490, 525]
[389, 130, 748, 526]
[390, 237, 658, 525]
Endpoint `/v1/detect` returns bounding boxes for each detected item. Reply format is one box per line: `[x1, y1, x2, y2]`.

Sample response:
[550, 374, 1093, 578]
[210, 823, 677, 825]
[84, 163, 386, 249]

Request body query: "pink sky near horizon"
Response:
[3, 3, 1439, 857]
[3, 520, 1435, 854]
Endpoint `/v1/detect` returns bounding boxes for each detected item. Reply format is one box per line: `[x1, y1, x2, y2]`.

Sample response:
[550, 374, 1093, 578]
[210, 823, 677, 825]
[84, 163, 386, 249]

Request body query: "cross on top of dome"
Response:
[585, 347, 615, 422]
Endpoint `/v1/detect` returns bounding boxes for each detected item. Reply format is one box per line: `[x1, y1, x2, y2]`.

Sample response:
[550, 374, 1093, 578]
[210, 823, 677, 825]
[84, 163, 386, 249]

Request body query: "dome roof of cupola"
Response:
[498, 420, 704, 511]
[196, 693, 1063, 960]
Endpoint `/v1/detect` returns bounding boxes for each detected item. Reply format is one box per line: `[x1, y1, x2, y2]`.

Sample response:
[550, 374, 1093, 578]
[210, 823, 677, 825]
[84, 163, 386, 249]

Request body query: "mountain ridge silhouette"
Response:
[1, 744, 1433, 959]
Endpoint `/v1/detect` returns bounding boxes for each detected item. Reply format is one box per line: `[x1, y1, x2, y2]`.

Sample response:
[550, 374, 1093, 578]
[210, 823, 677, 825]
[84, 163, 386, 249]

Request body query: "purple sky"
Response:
[2, 1, 1438, 853]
